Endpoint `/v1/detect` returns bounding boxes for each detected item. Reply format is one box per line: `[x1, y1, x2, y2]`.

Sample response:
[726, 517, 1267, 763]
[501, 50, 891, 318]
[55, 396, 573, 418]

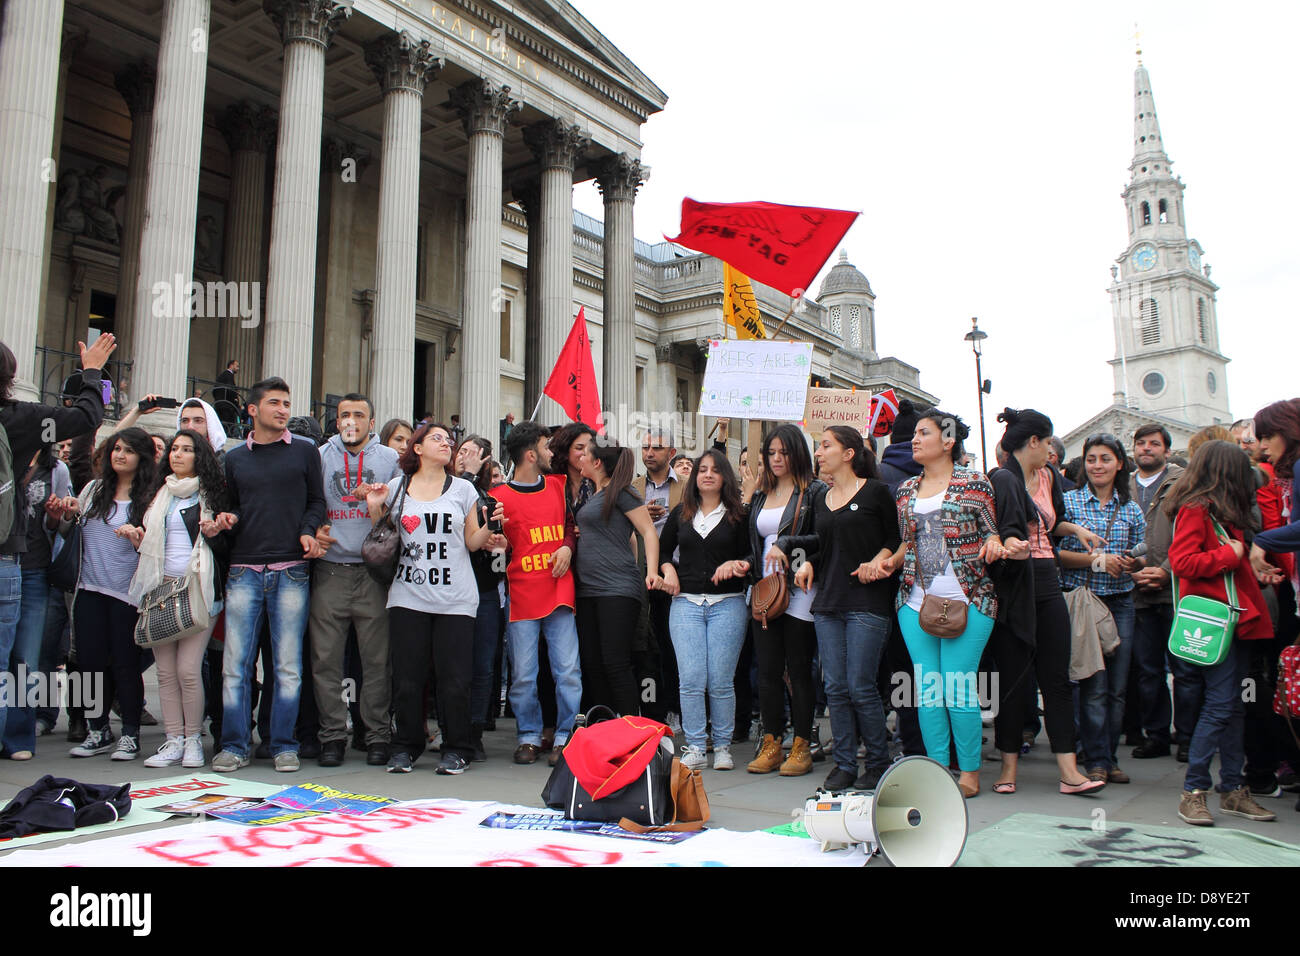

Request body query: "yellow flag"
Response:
[723, 262, 766, 340]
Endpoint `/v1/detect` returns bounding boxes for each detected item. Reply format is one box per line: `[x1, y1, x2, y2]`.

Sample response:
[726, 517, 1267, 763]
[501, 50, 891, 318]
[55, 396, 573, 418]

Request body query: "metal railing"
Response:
[186, 375, 248, 438]
[34, 346, 133, 422]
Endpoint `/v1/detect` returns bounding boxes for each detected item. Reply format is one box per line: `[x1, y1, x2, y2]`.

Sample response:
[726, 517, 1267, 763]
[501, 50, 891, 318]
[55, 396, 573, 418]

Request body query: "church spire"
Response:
[1130, 58, 1172, 184]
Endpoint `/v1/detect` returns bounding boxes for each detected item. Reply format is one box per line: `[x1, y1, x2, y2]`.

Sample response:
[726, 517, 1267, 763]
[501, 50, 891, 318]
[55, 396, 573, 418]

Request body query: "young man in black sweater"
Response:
[209, 377, 325, 773]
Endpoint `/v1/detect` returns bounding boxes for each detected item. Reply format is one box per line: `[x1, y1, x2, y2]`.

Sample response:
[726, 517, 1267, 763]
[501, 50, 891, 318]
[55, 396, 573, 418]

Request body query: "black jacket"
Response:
[0, 774, 132, 838]
[175, 499, 230, 600]
[988, 466, 1035, 646]
[745, 479, 827, 585]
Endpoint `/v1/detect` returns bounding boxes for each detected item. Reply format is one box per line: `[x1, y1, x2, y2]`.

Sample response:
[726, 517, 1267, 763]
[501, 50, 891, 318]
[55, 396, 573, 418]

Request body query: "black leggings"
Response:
[991, 559, 1076, 754]
[755, 613, 816, 741]
[388, 607, 473, 761]
[577, 595, 641, 717]
[74, 589, 142, 737]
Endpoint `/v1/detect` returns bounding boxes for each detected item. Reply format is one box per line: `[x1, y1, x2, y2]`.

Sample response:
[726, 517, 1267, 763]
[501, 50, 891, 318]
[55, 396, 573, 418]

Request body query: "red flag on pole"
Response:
[667, 198, 860, 298]
[543, 307, 604, 431]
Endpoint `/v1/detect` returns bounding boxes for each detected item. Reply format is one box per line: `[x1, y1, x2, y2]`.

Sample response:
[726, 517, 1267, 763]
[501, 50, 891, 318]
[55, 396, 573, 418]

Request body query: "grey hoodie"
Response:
[318, 432, 402, 563]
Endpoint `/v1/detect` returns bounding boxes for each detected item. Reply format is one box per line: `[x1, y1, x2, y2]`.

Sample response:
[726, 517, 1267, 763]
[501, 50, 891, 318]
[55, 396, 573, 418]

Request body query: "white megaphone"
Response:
[800, 755, 968, 866]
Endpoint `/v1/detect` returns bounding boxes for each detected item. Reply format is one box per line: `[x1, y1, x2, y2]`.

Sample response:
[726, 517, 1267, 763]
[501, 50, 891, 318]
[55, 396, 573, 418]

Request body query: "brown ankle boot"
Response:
[747, 734, 783, 773]
[779, 736, 813, 776]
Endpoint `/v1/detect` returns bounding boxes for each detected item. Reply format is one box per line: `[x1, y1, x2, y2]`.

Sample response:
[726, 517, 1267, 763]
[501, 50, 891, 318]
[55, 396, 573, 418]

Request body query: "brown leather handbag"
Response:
[752, 487, 804, 630]
[918, 587, 968, 638]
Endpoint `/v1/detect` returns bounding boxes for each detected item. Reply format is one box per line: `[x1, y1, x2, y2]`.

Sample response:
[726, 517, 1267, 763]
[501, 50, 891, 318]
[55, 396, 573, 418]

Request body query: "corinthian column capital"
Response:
[365, 31, 443, 96]
[219, 101, 277, 154]
[449, 78, 520, 138]
[595, 153, 646, 203]
[523, 119, 589, 172]
[262, 0, 350, 49]
[113, 62, 156, 116]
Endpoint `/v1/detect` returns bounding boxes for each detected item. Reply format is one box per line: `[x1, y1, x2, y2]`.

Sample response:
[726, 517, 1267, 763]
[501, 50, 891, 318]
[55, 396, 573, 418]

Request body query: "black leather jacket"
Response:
[174, 501, 229, 601]
[745, 480, 828, 585]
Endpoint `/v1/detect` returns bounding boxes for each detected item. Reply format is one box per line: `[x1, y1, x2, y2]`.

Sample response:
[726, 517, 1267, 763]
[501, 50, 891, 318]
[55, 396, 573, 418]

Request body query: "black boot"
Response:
[472, 724, 487, 763]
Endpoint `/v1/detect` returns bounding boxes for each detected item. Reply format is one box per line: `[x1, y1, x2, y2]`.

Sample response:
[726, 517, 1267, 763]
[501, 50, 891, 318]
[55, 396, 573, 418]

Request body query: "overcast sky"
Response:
[571, 0, 1298, 460]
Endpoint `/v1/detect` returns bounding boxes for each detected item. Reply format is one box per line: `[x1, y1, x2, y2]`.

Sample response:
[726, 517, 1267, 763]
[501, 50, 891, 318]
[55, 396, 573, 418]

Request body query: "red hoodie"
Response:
[1168, 503, 1271, 641]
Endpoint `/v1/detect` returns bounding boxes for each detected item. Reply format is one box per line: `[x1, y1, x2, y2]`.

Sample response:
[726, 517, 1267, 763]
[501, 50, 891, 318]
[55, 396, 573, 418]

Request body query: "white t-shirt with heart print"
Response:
[385, 475, 481, 617]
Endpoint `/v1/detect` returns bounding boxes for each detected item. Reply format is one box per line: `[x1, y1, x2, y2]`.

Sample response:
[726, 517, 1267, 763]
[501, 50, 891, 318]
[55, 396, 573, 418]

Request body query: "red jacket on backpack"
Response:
[1168, 503, 1271, 641]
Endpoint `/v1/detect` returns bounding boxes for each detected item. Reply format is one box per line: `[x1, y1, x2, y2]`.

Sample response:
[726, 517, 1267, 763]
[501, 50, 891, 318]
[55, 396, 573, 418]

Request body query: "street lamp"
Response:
[963, 317, 991, 471]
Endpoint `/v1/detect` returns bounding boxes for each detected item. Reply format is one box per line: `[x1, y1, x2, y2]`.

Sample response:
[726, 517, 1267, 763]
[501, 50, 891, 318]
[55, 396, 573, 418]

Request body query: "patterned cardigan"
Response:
[894, 465, 1000, 619]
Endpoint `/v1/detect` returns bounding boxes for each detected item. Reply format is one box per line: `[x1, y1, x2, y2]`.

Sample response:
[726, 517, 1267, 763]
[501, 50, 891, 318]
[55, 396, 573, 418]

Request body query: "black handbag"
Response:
[541, 706, 675, 827]
[48, 518, 82, 593]
[360, 476, 410, 586]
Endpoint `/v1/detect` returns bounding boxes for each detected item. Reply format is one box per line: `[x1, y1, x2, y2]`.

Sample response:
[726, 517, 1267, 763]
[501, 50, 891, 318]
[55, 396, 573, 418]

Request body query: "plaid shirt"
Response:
[1060, 487, 1146, 596]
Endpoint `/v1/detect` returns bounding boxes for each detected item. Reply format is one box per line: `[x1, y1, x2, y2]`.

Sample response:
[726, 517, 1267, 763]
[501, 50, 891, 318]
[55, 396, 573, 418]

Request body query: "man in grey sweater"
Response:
[310, 394, 402, 767]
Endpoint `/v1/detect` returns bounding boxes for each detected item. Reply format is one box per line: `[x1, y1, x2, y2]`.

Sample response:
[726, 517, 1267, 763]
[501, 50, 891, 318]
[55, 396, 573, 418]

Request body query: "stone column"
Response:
[451, 79, 519, 443]
[261, 0, 349, 405]
[129, 0, 211, 400]
[319, 138, 371, 396]
[364, 32, 440, 425]
[513, 179, 542, 415]
[523, 120, 589, 421]
[595, 153, 644, 427]
[0, 0, 66, 398]
[655, 342, 677, 417]
[217, 102, 276, 385]
[111, 63, 156, 371]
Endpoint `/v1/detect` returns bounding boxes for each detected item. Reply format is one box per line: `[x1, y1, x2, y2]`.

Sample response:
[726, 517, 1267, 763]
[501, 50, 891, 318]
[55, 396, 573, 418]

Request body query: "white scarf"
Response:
[128, 474, 216, 612]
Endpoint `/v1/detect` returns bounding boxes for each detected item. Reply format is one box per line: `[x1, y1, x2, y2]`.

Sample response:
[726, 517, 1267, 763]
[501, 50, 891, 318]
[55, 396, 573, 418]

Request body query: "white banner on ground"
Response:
[698, 339, 813, 422]
[0, 799, 867, 868]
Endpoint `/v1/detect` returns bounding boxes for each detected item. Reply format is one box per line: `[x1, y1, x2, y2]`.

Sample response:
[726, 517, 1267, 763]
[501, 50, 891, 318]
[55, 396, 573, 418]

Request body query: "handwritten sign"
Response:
[803, 388, 871, 434]
[699, 339, 813, 422]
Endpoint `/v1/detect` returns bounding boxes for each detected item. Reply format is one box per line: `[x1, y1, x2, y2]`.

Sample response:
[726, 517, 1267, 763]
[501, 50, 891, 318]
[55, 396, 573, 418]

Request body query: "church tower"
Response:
[1108, 53, 1230, 426]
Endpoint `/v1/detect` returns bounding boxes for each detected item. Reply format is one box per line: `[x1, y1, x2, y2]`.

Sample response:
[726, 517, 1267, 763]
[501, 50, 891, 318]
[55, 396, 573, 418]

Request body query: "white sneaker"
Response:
[182, 734, 205, 768]
[681, 744, 707, 771]
[111, 734, 139, 761]
[713, 746, 734, 771]
[69, 728, 115, 757]
[143, 735, 185, 768]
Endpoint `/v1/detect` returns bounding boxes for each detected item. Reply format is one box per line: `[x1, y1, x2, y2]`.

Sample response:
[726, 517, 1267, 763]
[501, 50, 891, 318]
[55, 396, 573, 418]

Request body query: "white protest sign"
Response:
[698, 339, 813, 422]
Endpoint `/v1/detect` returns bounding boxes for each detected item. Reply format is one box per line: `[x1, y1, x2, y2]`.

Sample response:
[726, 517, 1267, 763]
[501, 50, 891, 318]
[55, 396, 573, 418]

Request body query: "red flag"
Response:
[543, 308, 603, 431]
[667, 198, 859, 297]
[868, 388, 899, 438]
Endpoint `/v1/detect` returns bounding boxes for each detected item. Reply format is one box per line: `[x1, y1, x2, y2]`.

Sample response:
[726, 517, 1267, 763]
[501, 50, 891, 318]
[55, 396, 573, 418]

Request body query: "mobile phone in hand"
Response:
[483, 504, 503, 533]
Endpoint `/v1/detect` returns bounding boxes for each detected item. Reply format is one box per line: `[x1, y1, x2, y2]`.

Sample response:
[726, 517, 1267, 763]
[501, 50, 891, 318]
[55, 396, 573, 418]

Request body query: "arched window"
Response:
[1197, 298, 1209, 344]
[1158, 199, 1168, 223]
[848, 305, 862, 350]
[1140, 298, 1160, 345]
[1141, 201, 1151, 225]
[829, 305, 842, 336]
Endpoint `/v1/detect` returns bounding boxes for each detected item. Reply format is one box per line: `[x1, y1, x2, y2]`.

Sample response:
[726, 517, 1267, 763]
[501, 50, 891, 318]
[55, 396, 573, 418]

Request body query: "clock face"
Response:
[1188, 246, 1201, 271]
[1131, 245, 1157, 272]
[1142, 371, 1166, 396]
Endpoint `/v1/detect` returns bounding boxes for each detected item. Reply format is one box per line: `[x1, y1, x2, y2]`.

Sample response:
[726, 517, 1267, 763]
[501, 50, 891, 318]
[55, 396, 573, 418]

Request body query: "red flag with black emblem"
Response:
[543, 307, 604, 431]
[667, 198, 860, 298]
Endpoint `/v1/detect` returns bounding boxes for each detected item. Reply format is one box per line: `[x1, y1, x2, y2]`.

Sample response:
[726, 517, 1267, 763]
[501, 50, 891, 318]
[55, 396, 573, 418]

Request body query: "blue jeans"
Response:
[220, 565, 310, 758]
[668, 594, 748, 751]
[1184, 641, 1247, 792]
[470, 590, 501, 726]
[898, 604, 995, 772]
[507, 606, 581, 746]
[1076, 591, 1135, 771]
[815, 609, 891, 774]
[0, 568, 50, 753]
[0, 559, 25, 751]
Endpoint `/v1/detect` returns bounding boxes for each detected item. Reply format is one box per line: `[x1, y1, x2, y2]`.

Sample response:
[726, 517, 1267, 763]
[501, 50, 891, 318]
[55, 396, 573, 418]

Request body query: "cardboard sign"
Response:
[803, 388, 872, 434]
[698, 339, 813, 422]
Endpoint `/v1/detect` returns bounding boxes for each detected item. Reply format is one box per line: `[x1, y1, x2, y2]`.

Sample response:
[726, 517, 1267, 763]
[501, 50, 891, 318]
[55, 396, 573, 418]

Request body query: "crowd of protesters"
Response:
[1, 335, 1297, 827]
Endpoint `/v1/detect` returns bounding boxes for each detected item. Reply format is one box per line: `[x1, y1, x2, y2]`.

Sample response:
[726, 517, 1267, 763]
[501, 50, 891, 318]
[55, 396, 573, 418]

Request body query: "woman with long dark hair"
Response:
[1059, 433, 1146, 784]
[130, 429, 228, 768]
[881, 409, 1005, 798]
[365, 422, 501, 775]
[989, 409, 1105, 795]
[658, 448, 751, 771]
[379, 419, 414, 456]
[574, 440, 659, 717]
[1166, 440, 1277, 826]
[549, 422, 598, 519]
[1252, 399, 1300, 576]
[63, 427, 157, 760]
[793, 425, 900, 790]
[746, 423, 825, 776]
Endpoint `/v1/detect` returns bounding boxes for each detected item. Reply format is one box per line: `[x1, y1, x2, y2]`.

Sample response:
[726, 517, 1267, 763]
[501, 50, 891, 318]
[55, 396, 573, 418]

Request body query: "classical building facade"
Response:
[1063, 56, 1231, 458]
[0, 0, 930, 450]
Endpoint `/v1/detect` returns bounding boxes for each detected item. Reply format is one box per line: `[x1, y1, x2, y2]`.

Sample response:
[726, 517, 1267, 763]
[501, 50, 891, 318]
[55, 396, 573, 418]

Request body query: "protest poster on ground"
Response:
[479, 811, 700, 845]
[265, 782, 398, 817]
[206, 804, 327, 827]
[153, 795, 272, 817]
[698, 339, 813, 422]
[803, 387, 872, 434]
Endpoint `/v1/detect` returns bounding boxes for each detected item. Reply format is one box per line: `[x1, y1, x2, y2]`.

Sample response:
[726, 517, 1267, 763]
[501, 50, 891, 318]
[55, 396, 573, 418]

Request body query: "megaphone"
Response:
[800, 756, 968, 866]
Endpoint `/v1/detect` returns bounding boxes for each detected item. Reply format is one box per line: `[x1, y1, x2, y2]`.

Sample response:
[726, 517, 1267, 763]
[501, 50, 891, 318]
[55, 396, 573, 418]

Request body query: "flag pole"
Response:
[526, 393, 545, 422]
[767, 295, 800, 339]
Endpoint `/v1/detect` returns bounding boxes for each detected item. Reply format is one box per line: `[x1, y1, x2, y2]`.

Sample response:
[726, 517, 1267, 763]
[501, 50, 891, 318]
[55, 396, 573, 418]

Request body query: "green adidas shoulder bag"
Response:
[1167, 516, 1241, 668]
